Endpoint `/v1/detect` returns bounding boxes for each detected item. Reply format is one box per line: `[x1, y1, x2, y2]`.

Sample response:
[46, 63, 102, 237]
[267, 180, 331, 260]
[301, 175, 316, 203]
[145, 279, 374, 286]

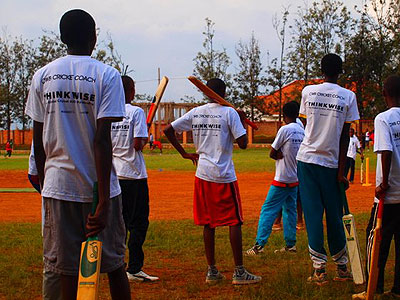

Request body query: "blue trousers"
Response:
[256, 185, 297, 248]
[297, 161, 348, 269]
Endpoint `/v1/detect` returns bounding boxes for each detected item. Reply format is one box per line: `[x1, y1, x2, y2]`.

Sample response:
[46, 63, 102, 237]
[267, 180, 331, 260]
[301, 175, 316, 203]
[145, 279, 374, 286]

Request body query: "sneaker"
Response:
[232, 266, 261, 285]
[245, 244, 264, 256]
[126, 270, 159, 282]
[274, 245, 297, 254]
[333, 267, 353, 282]
[272, 224, 282, 231]
[307, 269, 328, 286]
[205, 266, 225, 284]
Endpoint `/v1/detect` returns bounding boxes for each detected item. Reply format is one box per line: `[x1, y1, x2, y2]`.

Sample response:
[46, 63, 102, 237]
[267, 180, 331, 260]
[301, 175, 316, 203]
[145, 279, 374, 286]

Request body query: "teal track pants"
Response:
[297, 161, 348, 269]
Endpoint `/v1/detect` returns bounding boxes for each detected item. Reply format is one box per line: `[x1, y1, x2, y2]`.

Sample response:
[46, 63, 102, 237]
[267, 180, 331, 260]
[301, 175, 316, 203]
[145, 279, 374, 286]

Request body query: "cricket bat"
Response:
[366, 196, 385, 300]
[77, 182, 102, 300]
[146, 76, 169, 128]
[187, 76, 258, 130]
[340, 183, 365, 285]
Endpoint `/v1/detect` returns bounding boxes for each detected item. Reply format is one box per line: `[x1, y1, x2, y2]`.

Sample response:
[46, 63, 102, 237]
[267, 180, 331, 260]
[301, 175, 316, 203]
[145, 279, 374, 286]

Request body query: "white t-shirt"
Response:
[171, 103, 246, 183]
[25, 55, 125, 203]
[296, 118, 305, 129]
[112, 105, 148, 180]
[28, 142, 38, 176]
[347, 135, 361, 160]
[271, 122, 305, 183]
[296, 82, 360, 168]
[374, 107, 400, 204]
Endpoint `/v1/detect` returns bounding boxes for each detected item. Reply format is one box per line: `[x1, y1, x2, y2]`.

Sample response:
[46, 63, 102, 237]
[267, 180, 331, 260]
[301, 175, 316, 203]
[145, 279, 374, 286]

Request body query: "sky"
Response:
[1, 0, 362, 102]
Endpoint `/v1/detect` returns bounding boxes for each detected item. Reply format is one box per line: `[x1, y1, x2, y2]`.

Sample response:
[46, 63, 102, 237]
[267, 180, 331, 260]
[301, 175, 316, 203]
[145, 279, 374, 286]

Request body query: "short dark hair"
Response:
[321, 53, 343, 77]
[384, 75, 400, 98]
[121, 75, 135, 91]
[60, 9, 96, 47]
[283, 101, 299, 119]
[206, 78, 226, 98]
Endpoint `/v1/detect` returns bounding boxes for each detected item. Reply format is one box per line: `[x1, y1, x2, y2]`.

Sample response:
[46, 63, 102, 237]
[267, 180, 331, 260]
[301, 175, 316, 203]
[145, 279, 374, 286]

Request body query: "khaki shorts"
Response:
[43, 195, 126, 276]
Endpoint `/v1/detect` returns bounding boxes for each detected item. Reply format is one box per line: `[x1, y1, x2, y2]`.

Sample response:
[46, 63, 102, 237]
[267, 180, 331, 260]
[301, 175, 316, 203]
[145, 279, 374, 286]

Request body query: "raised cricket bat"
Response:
[77, 182, 102, 300]
[146, 76, 169, 128]
[188, 76, 258, 130]
[340, 183, 365, 285]
[366, 196, 384, 300]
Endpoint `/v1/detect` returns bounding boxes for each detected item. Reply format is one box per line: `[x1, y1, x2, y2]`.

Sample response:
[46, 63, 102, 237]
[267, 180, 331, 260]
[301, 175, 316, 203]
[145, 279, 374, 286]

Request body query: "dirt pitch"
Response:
[0, 169, 376, 223]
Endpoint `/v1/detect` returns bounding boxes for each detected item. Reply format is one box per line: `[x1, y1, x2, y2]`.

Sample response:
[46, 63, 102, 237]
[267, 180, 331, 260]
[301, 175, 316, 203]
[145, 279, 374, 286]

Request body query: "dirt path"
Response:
[0, 170, 376, 223]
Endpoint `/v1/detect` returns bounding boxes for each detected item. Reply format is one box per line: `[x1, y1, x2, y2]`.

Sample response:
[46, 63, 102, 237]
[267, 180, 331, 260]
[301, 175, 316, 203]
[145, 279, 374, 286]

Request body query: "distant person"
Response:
[4, 140, 12, 157]
[111, 75, 159, 282]
[25, 9, 131, 300]
[246, 101, 304, 256]
[353, 76, 400, 299]
[296, 53, 359, 285]
[151, 140, 162, 153]
[163, 78, 261, 285]
[345, 128, 364, 183]
[149, 133, 154, 148]
[365, 129, 370, 151]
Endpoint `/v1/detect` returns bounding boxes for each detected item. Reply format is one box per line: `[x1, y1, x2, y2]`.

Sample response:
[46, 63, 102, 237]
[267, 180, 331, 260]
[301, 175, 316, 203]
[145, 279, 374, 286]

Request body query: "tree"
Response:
[193, 18, 232, 97]
[233, 32, 265, 121]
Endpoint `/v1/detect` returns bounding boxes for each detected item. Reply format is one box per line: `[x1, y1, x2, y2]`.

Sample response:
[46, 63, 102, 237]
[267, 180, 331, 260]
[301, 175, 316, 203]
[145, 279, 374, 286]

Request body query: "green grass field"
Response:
[0, 147, 385, 299]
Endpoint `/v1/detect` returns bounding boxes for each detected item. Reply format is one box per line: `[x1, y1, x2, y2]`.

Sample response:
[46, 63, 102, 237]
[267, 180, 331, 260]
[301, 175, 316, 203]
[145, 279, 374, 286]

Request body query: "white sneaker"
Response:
[126, 270, 159, 282]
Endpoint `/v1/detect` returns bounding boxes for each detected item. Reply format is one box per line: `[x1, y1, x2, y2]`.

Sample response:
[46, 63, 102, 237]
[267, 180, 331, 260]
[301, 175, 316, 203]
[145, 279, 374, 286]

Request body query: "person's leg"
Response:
[344, 157, 351, 179]
[43, 270, 62, 300]
[60, 275, 78, 300]
[108, 265, 131, 300]
[127, 179, 150, 274]
[255, 186, 286, 247]
[282, 187, 297, 248]
[392, 204, 400, 294]
[230, 225, 243, 266]
[297, 188, 304, 226]
[349, 158, 355, 182]
[204, 225, 216, 266]
[297, 162, 327, 270]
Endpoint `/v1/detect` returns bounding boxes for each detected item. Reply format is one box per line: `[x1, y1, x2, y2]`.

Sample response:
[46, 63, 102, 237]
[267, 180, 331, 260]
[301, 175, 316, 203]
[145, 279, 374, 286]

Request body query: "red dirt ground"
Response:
[0, 169, 376, 223]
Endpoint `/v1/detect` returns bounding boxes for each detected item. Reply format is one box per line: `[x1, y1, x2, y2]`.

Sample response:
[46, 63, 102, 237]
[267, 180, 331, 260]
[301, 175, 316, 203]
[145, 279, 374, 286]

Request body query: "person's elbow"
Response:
[236, 135, 248, 149]
[163, 125, 175, 138]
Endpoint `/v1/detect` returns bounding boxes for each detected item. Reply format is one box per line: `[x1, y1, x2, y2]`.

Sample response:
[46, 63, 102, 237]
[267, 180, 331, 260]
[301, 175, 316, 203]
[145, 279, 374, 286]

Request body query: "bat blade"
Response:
[366, 198, 384, 300]
[187, 76, 258, 130]
[360, 161, 364, 184]
[77, 239, 102, 300]
[146, 76, 169, 127]
[77, 183, 102, 300]
[343, 213, 365, 284]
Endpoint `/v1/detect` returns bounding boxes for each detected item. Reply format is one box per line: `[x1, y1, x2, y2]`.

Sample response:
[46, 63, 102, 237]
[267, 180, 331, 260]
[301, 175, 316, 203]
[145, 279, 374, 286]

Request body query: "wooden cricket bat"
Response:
[366, 196, 384, 300]
[187, 76, 258, 130]
[77, 182, 102, 300]
[340, 183, 365, 285]
[146, 76, 169, 128]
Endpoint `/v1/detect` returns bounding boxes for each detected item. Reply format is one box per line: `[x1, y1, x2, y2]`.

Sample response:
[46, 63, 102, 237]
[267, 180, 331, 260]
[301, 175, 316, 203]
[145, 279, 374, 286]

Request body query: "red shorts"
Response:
[193, 177, 243, 228]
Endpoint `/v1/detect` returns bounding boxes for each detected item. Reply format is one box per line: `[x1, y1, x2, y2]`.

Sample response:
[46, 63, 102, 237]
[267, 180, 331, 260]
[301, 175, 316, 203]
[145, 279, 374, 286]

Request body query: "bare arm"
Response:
[33, 121, 46, 189]
[134, 137, 148, 152]
[270, 147, 283, 160]
[337, 123, 351, 189]
[236, 134, 248, 150]
[376, 150, 392, 199]
[86, 117, 121, 237]
[163, 124, 198, 165]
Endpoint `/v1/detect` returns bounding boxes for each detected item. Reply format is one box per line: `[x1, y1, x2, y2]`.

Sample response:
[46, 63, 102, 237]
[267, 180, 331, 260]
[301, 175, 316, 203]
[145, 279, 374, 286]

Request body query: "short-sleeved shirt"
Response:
[296, 82, 360, 168]
[111, 105, 148, 179]
[25, 55, 125, 203]
[271, 122, 305, 183]
[171, 103, 246, 183]
[28, 142, 38, 175]
[374, 107, 400, 204]
[347, 135, 361, 160]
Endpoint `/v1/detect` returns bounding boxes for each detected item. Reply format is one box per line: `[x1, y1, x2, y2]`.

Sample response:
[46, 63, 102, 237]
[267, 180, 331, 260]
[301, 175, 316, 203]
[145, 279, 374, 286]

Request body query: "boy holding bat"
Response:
[25, 9, 130, 300]
[296, 54, 359, 285]
[111, 75, 159, 282]
[353, 75, 400, 299]
[246, 101, 304, 256]
[164, 78, 261, 285]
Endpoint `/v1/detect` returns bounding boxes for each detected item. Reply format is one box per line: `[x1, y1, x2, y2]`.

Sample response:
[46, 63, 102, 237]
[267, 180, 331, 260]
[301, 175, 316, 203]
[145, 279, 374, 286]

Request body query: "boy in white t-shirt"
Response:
[246, 101, 304, 256]
[163, 78, 261, 285]
[296, 54, 360, 285]
[111, 75, 158, 282]
[25, 10, 131, 299]
[353, 75, 400, 299]
[345, 128, 364, 183]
